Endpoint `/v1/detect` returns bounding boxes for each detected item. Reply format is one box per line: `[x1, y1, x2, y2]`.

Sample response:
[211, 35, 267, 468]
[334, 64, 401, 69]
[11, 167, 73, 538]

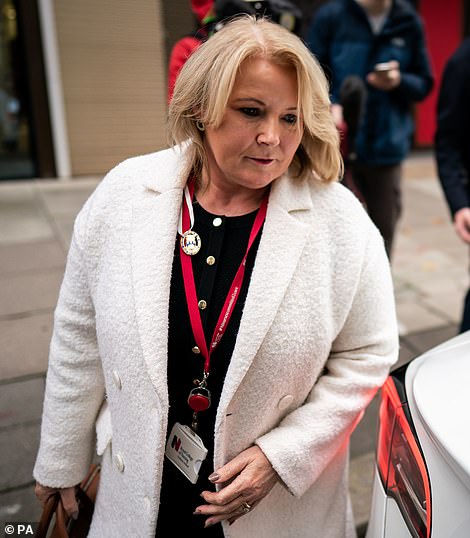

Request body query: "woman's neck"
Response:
[194, 177, 268, 216]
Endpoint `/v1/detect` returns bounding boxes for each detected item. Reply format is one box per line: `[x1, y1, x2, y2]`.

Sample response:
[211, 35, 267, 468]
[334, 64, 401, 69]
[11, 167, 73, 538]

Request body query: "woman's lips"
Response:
[249, 157, 275, 165]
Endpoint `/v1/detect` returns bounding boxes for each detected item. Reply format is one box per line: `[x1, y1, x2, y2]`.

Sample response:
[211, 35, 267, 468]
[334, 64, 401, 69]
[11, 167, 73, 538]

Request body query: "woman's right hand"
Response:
[35, 482, 79, 519]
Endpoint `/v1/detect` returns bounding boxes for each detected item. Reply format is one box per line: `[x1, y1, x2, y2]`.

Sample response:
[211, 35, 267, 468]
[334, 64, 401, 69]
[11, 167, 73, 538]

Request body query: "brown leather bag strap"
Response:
[36, 493, 68, 538]
[80, 464, 100, 500]
[54, 500, 70, 538]
[36, 494, 57, 537]
[35, 464, 100, 538]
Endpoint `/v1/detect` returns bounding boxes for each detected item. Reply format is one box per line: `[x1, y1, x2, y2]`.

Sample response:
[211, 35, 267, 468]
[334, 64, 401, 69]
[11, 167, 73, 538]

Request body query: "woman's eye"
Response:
[240, 107, 260, 117]
[283, 114, 298, 125]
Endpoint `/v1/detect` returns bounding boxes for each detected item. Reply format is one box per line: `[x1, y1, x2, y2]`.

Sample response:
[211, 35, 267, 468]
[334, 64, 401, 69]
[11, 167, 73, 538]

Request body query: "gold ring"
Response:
[241, 502, 252, 513]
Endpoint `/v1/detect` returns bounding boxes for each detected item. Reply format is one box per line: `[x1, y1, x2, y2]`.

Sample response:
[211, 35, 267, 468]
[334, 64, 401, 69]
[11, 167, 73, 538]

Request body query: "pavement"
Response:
[0, 150, 466, 535]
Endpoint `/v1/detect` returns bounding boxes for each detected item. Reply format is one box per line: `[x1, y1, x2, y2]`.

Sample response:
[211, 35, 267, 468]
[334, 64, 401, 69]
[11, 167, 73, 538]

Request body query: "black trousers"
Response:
[351, 162, 402, 259]
[461, 251, 470, 333]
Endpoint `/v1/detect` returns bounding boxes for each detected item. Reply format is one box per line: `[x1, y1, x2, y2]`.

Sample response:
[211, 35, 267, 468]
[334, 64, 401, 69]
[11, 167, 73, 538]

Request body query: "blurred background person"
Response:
[167, 0, 303, 101]
[307, 0, 433, 258]
[435, 38, 470, 333]
[212, 0, 302, 34]
[167, 0, 216, 102]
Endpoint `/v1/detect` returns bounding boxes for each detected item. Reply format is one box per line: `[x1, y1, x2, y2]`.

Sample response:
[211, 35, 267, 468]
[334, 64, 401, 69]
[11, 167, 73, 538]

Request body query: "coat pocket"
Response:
[95, 400, 113, 456]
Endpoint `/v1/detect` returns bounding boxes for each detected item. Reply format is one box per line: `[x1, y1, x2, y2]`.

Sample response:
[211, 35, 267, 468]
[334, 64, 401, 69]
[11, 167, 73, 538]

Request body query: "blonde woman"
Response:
[34, 16, 398, 538]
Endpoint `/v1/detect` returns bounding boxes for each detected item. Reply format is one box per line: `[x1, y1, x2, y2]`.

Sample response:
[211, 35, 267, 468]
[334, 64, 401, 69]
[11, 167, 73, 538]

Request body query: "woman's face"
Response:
[202, 57, 303, 194]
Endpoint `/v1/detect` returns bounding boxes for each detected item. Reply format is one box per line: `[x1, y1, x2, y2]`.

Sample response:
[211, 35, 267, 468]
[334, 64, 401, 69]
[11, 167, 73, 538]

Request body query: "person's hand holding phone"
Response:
[367, 60, 401, 91]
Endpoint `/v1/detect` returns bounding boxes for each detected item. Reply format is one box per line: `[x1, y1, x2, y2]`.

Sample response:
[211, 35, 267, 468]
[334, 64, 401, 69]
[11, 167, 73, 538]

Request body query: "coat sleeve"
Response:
[256, 226, 398, 498]
[435, 50, 470, 218]
[33, 200, 105, 488]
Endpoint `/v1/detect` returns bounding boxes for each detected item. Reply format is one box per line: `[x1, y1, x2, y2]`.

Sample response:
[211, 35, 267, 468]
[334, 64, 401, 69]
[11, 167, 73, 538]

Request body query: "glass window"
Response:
[0, 0, 35, 179]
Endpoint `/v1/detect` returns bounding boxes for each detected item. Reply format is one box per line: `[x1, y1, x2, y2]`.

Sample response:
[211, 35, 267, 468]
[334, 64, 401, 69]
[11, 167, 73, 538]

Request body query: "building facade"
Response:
[1, 0, 172, 180]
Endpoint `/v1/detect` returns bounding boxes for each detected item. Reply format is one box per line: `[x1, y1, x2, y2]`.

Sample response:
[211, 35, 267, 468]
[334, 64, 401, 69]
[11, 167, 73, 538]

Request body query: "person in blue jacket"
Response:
[307, 0, 433, 257]
[435, 38, 470, 332]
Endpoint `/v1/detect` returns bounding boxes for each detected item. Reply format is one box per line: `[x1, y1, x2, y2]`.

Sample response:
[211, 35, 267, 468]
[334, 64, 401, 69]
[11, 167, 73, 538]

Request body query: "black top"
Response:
[155, 201, 262, 536]
[435, 37, 470, 217]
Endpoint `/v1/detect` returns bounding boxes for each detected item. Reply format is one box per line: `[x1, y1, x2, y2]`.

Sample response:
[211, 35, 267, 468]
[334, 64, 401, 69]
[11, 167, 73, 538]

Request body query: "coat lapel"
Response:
[217, 176, 313, 417]
[131, 148, 189, 407]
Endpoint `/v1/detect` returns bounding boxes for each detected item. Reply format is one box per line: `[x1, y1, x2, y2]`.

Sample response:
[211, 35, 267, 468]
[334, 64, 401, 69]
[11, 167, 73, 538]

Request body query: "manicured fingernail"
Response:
[208, 472, 220, 482]
[204, 520, 215, 528]
[193, 509, 202, 515]
[71, 511, 79, 520]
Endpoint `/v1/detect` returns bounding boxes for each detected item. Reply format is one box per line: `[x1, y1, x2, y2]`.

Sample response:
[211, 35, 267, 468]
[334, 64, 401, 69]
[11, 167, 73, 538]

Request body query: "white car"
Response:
[366, 331, 470, 537]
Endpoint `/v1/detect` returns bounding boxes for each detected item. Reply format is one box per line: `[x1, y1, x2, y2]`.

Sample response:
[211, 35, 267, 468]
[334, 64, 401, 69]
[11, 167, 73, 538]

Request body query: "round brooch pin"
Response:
[180, 230, 201, 255]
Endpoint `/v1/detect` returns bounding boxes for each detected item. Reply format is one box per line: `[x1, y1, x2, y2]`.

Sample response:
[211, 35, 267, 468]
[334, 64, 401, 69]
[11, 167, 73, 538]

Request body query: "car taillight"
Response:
[377, 376, 432, 538]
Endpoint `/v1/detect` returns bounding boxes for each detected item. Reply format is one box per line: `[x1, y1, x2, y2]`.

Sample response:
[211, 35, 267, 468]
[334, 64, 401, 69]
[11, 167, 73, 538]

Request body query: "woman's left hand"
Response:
[195, 445, 279, 528]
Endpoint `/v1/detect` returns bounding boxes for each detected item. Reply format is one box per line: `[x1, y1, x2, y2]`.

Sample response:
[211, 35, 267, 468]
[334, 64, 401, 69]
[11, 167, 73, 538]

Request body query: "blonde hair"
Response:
[168, 16, 342, 183]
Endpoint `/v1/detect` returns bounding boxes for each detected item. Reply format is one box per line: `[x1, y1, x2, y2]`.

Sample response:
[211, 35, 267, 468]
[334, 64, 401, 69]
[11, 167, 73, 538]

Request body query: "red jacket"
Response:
[168, 0, 214, 102]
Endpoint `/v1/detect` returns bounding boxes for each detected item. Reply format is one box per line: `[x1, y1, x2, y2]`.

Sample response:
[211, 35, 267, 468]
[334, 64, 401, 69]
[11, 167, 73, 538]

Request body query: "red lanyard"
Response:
[179, 180, 268, 376]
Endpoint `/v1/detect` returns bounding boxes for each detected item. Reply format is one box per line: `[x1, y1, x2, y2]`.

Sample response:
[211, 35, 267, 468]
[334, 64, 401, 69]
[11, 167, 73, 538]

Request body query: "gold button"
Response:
[213, 217, 222, 227]
[198, 299, 207, 310]
[192, 346, 200, 354]
[206, 256, 215, 266]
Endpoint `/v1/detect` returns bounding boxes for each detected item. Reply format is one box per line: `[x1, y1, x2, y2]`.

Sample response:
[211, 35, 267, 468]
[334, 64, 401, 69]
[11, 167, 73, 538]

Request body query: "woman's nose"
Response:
[256, 119, 280, 146]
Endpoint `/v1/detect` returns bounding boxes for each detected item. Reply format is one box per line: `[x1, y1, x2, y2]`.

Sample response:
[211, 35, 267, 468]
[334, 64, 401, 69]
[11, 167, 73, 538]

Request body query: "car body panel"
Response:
[407, 334, 470, 491]
[406, 335, 470, 537]
[384, 497, 418, 538]
[366, 332, 470, 537]
[366, 469, 386, 538]
[366, 470, 424, 538]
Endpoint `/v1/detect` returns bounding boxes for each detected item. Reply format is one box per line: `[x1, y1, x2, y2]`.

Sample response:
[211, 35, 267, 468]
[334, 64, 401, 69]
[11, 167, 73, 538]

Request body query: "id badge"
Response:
[165, 422, 208, 484]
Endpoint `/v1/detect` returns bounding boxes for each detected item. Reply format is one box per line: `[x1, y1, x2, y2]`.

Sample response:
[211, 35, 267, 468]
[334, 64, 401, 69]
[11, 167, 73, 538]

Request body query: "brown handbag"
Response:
[36, 464, 101, 538]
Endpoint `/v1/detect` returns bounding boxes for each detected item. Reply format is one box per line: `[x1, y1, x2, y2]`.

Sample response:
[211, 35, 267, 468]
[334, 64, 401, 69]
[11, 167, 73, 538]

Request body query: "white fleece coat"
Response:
[34, 144, 398, 537]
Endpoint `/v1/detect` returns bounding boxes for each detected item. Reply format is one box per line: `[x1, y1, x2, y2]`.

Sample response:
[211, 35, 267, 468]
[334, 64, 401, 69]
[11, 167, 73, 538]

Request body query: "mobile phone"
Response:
[374, 62, 392, 73]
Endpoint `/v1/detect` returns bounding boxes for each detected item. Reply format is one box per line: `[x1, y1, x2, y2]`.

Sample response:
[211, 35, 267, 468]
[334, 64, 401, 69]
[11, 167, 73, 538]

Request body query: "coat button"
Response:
[206, 256, 215, 265]
[213, 217, 222, 227]
[277, 395, 294, 410]
[114, 453, 125, 472]
[144, 496, 152, 510]
[198, 299, 207, 310]
[112, 370, 122, 390]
